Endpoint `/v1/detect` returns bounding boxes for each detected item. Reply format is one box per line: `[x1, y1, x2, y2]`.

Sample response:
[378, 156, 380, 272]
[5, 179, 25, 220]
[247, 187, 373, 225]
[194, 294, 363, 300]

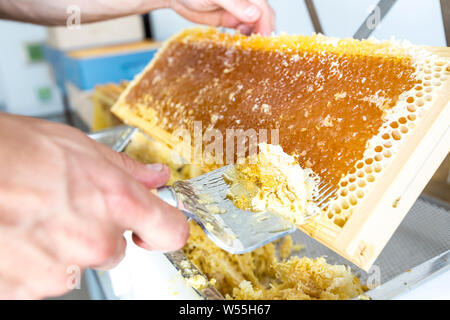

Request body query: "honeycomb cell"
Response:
[334, 217, 346, 227]
[407, 105, 417, 112]
[349, 195, 358, 206]
[390, 121, 399, 129]
[406, 96, 415, 103]
[364, 166, 373, 174]
[374, 145, 383, 153]
[432, 80, 442, 86]
[374, 164, 382, 173]
[341, 200, 350, 210]
[383, 141, 392, 148]
[398, 117, 407, 125]
[392, 130, 401, 140]
[332, 204, 342, 214]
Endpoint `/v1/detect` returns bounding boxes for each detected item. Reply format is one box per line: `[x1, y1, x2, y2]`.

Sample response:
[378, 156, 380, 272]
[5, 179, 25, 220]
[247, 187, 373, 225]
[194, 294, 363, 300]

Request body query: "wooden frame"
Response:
[113, 39, 450, 271]
[301, 48, 450, 270]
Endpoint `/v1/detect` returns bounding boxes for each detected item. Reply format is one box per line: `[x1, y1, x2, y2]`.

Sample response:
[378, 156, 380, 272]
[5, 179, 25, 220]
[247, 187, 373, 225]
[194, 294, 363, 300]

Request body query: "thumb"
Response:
[96, 142, 189, 251]
[107, 167, 190, 252]
[95, 142, 170, 188]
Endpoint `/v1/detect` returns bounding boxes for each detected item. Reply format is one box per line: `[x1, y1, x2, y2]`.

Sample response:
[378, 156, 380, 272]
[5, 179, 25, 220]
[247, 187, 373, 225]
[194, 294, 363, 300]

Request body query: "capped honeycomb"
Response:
[113, 28, 448, 229]
[112, 28, 450, 268]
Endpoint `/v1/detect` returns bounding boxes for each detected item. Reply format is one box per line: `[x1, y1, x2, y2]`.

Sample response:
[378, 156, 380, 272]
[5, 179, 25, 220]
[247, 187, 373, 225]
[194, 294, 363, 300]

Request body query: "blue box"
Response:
[44, 41, 159, 92]
[43, 44, 67, 92]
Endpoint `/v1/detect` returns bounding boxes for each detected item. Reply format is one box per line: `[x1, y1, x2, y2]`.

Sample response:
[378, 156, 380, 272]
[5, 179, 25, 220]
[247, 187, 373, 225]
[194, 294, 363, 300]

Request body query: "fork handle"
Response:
[151, 187, 194, 222]
[150, 186, 179, 208]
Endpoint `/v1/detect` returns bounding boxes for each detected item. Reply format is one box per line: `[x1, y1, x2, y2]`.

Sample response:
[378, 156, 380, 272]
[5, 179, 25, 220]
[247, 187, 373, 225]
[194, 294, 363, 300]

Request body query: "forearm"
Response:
[0, 0, 168, 26]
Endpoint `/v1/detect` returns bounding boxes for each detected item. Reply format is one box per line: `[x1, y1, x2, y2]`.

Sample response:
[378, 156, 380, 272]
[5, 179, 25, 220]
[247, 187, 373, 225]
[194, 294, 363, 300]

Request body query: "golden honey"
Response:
[124, 28, 418, 187]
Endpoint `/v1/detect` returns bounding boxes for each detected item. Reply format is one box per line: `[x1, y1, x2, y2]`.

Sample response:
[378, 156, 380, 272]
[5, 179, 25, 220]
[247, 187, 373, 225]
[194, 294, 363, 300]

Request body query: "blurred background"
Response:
[0, 0, 448, 299]
[0, 0, 447, 123]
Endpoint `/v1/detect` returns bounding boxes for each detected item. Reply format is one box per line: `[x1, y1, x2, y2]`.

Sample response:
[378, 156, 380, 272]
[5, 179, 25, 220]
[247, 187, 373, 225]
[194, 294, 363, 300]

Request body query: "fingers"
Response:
[95, 142, 170, 188]
[215, 0, 274, 35]
[93, 138, 188, 252]
[215, 0, 262, 23]
[249, 0, 275, 35]
[107, 173, 190, 252]
[92, 235, 127, 270]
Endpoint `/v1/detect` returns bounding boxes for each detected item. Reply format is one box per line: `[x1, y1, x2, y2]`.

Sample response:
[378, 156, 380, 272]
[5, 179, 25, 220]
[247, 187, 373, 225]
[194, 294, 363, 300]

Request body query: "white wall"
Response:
[150, 0, 446, 46]
[315, 0, 445, 46]
[0, 21, 63, 116]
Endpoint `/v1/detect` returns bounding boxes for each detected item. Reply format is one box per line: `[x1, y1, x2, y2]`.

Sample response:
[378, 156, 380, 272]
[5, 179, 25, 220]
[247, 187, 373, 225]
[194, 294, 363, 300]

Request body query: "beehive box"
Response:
[112, 28, 450, 271]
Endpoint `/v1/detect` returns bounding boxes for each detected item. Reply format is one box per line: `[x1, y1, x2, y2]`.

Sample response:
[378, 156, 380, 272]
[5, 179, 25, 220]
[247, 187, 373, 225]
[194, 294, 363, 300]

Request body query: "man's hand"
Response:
[0, 113, 189, 299]
[169, 0, 274, 35]
[0, 0, 274, 35]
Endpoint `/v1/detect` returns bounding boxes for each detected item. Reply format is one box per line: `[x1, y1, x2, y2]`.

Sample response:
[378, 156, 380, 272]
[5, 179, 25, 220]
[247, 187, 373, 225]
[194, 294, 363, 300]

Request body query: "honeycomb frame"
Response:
[112, 28, 450, 270]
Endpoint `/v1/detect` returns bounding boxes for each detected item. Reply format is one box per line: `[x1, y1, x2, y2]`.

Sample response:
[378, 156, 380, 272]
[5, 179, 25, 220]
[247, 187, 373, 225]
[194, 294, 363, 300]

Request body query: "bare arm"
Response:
[0, 0, 274, 35]
[0, 0, 166, 26]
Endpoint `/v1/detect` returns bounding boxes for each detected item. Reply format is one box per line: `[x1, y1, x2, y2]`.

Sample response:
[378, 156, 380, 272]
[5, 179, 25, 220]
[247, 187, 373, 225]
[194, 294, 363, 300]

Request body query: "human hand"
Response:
[0, 113, 189, 299]
[168, 0, 275, 35]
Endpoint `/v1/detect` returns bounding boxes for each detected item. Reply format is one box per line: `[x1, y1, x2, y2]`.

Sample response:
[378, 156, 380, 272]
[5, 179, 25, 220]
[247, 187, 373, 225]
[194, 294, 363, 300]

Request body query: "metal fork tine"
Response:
[316, 187, 338, 207]
[319, 184, 334, 196]
[313, 183, 333, 200]
[317, 183, 330, 192]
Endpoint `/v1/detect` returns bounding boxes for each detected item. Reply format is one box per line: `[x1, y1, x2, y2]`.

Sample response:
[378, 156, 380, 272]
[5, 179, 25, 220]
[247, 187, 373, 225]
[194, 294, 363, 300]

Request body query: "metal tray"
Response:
[89, 126, 450, 300]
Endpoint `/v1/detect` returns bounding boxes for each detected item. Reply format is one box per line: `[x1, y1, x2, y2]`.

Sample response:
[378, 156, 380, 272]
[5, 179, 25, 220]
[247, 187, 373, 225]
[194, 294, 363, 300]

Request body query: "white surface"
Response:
[106, 233, 200, 300]
[150, 0, 446, 47]
[394, 268, 450, 300]
[315, 0, 445, 46]
[106, 235, 450, 300]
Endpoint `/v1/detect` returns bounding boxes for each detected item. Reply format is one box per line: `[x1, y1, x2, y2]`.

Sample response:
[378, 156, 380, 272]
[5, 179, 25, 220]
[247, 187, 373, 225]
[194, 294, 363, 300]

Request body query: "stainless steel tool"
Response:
[109, 126, 337, 254]
[90, 126, 450, 299]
